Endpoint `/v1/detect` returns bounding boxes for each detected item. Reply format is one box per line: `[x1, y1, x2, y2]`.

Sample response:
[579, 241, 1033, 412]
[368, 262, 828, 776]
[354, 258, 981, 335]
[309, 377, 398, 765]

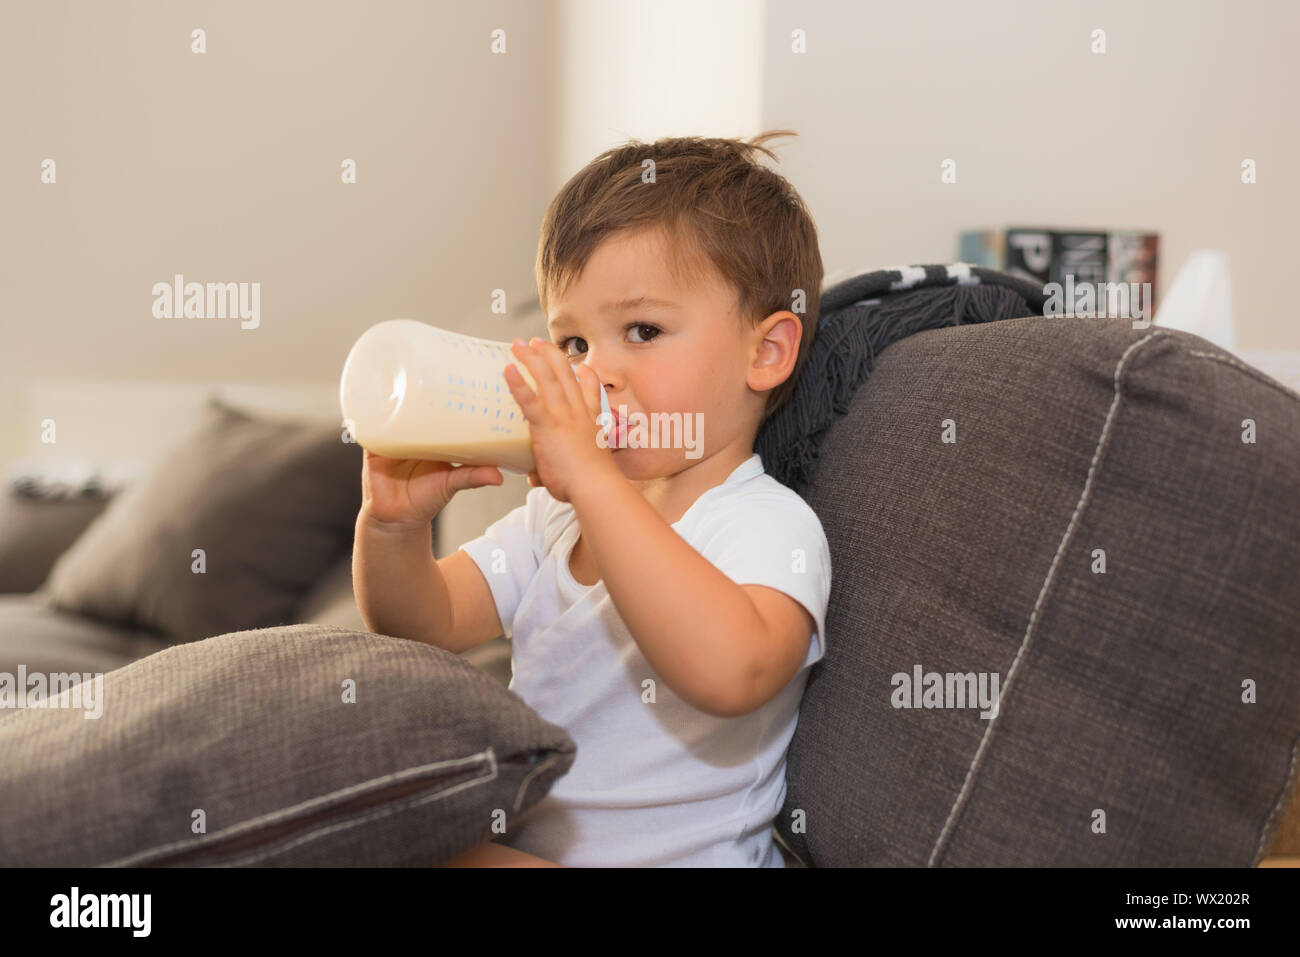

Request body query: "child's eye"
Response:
[627, 323, 660, 343]
[556, 323, 660, 359]
[556, 337, 587, 359]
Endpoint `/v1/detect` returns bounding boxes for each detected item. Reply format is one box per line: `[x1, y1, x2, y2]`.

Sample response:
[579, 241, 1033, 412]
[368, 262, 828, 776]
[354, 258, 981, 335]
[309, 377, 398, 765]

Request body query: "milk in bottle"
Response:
[339, 319, 609, 474]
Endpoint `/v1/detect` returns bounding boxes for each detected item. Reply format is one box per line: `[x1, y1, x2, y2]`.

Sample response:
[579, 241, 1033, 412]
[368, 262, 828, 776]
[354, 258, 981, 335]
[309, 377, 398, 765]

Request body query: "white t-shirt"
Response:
[457, 452, 830, 867]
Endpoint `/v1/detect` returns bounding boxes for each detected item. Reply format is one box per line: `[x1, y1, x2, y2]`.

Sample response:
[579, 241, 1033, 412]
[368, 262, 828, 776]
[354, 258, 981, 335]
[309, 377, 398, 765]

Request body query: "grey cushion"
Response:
[42, 396, 363, 644]
[0, 592, 171, 675]
[0, 623, 575, 866]
[778, 317, 1300, 866]
[0, 494, 108, 594]
[296, 556, 515, 688]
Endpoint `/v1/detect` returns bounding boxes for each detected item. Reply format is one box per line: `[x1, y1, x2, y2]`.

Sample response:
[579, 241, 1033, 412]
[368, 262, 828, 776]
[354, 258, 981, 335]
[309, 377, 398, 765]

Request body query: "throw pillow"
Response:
[0, 495, 108, 594]
[42, 396, 362, 643]
[0, 624, 575, 866]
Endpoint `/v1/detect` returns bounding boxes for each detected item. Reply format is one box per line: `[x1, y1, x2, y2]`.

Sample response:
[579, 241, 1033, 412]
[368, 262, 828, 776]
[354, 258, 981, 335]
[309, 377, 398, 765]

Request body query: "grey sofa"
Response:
[2, 312, 1298, 867]
[0, 553, 515, 691]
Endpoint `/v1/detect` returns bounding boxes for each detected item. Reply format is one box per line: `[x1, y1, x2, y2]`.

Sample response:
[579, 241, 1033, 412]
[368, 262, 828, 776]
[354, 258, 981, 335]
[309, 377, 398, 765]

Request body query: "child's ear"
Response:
[748, 311, 801, 394]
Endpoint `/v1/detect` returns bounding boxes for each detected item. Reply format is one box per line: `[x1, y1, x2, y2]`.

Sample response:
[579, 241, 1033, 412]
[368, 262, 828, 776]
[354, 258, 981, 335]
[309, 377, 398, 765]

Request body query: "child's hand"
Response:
[360, 448, 503, 531]
[505, 337, 617, 503]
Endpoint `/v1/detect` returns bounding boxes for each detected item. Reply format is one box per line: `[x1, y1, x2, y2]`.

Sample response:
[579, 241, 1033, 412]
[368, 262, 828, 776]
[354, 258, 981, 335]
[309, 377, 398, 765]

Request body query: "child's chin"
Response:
[610, 449, 658, 476]
[612, 448, 690, 478]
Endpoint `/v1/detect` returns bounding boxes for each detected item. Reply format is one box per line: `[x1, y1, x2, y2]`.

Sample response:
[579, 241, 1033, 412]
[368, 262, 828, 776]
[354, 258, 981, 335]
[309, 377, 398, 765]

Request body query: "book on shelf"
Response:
[958, 227, 1159, 315]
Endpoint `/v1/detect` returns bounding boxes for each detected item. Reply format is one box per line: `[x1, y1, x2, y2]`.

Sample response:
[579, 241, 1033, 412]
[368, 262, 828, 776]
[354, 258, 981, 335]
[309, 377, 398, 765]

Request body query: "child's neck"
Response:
[631, 443, 755, 526]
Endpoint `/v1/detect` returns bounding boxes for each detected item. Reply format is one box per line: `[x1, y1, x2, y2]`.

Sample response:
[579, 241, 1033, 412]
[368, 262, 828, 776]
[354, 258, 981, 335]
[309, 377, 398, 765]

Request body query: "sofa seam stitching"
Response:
[1186, 350, 1300, 405]
[97, 748, 498, 867]
[926, 330, 1167, 867]
[207, 748, 501, 867]
[512, 752, 564, 815]
[1143, 345, 1300, 865]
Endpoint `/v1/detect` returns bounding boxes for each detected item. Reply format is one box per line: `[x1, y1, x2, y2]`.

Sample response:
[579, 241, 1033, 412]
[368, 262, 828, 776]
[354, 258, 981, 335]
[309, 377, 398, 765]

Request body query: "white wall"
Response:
[2, 0, 1295, 557]
[0, 0, 558, 471]
[762, 0, 1298, 349]
[554, 0, 763, 186]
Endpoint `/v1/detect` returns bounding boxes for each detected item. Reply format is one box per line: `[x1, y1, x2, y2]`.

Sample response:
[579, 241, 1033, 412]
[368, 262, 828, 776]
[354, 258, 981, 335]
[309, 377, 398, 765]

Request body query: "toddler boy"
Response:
[355, 131, 830, 867]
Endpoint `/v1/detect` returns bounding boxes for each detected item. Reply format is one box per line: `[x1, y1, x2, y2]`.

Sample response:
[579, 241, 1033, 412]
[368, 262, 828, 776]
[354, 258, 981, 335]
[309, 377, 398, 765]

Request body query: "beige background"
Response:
[1, 0, 1296, 550]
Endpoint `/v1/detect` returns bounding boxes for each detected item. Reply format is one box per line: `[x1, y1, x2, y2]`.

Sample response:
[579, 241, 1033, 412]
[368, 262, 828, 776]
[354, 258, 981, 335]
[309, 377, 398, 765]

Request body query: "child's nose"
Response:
[578, 353, 620, 392]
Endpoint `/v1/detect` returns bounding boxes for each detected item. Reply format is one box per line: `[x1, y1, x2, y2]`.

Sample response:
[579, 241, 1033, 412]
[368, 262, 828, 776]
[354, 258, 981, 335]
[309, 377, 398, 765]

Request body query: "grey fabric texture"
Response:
[0, 624, 576, 867]
[0, 592, 172, 675]
[778, 316, 1300, 866]
[758, 263, 1048, 496]
[0, 494, 108, 594]
[41, 396, 363, 644]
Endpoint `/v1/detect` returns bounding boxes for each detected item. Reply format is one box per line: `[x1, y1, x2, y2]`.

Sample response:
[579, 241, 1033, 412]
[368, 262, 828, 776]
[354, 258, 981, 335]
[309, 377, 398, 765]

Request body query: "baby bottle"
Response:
[339, 319, 610, 475]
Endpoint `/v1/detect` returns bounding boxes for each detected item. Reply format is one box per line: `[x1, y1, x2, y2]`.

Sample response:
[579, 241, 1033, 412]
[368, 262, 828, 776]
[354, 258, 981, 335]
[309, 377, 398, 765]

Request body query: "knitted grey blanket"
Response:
[756, 263, 1048, 496]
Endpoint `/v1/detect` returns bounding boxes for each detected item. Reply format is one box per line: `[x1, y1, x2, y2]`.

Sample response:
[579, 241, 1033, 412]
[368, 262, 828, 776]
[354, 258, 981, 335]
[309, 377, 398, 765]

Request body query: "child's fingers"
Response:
[445, 464, 502, 491]
[527, 337, 586, 412]
[534, 338, 586, 409]
[503, 363, 540, 419]
[577, 363, 602, 419]
[511, 339, 565, 412]
[470, 465, 503, 486]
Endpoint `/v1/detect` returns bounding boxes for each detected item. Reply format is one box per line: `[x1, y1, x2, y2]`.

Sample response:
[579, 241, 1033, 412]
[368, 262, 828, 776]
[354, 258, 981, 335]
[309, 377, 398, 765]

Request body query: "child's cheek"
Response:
[645, 363, 691, 413]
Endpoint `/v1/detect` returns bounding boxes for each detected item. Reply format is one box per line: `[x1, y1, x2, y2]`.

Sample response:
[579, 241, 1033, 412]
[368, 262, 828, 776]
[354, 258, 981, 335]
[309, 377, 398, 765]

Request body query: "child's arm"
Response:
[502, 338, 815, 718]
[569, 471, 814, 718]
[353, 511, 445, 640]
[352, 449, 506, 654]
[353, 512, 504, 655]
